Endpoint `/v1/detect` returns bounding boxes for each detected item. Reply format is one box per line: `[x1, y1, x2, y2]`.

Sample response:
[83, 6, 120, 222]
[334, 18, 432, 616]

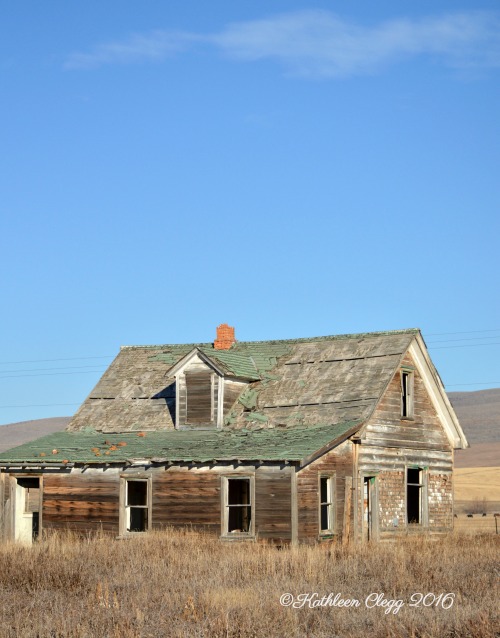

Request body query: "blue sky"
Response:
[1, 1, 499, 425]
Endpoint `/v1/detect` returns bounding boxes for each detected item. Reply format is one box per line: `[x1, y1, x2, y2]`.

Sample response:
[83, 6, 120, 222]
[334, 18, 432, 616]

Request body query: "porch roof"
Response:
[0, 420, 361, 466]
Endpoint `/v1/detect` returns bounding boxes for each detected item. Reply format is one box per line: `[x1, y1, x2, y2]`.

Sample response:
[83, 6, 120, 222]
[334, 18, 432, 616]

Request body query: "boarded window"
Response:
[126, 480, 149, 532]
[185, 371, 213, 424]
[226, 478, 252, 534]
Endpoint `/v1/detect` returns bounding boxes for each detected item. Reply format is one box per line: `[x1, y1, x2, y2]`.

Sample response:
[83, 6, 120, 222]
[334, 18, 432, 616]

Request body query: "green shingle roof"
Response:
[148, 342, 293, 380]
[0, 421, 361, 465]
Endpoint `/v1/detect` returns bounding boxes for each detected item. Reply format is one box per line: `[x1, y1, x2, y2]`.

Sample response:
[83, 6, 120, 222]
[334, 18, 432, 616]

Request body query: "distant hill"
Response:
[0, 389, 498, 467]
[0, 417, 71, 453]
[449, 389, 500, 468]
[448, 389, 500, 444]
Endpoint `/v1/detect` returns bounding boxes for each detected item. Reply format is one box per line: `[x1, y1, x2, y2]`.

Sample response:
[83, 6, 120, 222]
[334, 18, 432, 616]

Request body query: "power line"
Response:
[0, 369, 107, 380]
[0, 355, 114, 366]
[424, 328, 500, 336]
[0, 402, 81, 409]
[446, 381, 500, 387]
[0, 364, 113, 375]
[429, 342, 500, 350]
[0, 329, 498, 366]
[427, 335, 500, 344]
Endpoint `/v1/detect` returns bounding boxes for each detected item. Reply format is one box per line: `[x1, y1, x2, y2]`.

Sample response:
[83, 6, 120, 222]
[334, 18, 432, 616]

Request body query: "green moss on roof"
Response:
[146, 341, 292, 380]
[0, 421, 362, 465]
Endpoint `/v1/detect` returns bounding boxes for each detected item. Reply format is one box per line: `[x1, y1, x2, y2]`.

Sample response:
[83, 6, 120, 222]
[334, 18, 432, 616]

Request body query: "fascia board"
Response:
[409, 335, 469, 449]
[166, 348, 225, 377]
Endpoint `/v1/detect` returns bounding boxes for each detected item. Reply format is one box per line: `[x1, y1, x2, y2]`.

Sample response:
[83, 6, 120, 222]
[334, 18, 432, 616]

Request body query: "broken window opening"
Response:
[319, 476, 334, 534]
[125, 480, 149, 532]
[226, 478, 252, 534]
[407, 468, 423, 525]
[401, 370, 414, 419]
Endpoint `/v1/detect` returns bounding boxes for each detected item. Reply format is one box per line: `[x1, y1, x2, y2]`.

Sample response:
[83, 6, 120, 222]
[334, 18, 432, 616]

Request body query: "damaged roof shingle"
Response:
[62, 328, 418, 433]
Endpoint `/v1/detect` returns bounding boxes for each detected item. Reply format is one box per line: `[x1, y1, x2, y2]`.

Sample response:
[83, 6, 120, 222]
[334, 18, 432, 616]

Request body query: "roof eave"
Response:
[410, 335, 469, 449]
[299, 421, 364, 468]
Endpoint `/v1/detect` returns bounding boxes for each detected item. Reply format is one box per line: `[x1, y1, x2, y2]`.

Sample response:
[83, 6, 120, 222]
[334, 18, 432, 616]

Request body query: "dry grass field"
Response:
[0, 529, 498, 638]
[454, 466, 500, 524]
[454, 467, 500, 502]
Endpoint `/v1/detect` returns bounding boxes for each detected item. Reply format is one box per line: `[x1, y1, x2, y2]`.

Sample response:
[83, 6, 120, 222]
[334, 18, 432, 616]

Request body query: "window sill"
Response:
[318, 533, 335, 541]
[220, 534, 255, 542]
[116, 531, 149, 539]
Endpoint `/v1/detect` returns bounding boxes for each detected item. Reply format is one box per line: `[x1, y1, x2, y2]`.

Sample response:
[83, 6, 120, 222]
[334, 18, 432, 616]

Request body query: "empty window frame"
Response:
[401, 369, 414, 419]
[406, 468, 424, 525]
[223, 476, 254, 536]
[319, 475, 335, 535]
[124, 479, 150, 533]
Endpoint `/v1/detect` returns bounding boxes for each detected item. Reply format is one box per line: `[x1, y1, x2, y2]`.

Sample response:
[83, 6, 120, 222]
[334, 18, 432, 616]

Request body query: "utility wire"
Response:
[424, 328, 500, 336]
[0, 355, 114, 366]
[0, 369, 107, 380]
[428, 343, 500, 350]
[427, 335, 500, 344]
[0, 403, 81, 409]
[0, 364, 113, 375]
[0, 328, 498, 366]
[446, 382, 500, 387]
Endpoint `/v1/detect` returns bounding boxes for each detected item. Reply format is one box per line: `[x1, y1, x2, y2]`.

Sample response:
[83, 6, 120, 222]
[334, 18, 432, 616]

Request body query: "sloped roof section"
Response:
[66, 329, 418, 433]
[0, 421, 361, 466]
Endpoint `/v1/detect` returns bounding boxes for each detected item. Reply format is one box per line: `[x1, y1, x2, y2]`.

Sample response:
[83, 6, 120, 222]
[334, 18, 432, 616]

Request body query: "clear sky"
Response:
[1, 1, 499, 426]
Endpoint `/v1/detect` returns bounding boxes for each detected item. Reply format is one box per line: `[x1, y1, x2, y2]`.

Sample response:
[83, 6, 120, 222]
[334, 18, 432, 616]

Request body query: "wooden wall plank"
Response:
[42, 473, 120, 534]
[255, 469, 292, 541]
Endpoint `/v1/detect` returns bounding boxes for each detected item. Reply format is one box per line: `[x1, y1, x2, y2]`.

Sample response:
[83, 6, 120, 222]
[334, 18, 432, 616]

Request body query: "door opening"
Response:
[15, 477, 40, 544]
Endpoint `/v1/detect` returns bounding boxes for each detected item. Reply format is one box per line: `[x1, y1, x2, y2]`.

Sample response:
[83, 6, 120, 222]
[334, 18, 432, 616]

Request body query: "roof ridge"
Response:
[120, 328, 420, 350]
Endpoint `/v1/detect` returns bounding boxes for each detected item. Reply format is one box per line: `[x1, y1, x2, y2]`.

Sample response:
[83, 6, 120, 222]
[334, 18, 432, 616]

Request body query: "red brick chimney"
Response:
[214, 323, 236, 350]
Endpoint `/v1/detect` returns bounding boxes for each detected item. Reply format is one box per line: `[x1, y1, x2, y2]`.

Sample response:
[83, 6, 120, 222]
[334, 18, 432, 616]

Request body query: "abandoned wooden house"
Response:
[0, 325, 468, 545]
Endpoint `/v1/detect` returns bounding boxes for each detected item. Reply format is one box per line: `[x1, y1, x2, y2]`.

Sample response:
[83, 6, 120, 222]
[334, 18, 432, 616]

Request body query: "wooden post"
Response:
[343, 477, 352, 545]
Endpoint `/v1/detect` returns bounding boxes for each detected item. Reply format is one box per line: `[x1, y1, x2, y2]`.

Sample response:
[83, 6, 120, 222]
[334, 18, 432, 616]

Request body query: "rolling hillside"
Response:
[449, 388, 500, 468]
[0, 417, 71, 453]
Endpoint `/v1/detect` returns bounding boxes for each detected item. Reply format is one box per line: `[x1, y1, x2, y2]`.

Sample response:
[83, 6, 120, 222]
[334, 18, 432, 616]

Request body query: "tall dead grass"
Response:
[0, 529, 497, 637]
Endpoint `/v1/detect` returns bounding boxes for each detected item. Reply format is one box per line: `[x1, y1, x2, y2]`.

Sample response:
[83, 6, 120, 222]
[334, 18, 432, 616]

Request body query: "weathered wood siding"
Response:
[297, 441, 353, 543]
[43, 471, 120, 533]
[363, 352, 450, 450]
[255, 467, 292, 542]
[152, 469, 221, 533]
[153, 466, 292, 542]
[356, 351, 454, 539]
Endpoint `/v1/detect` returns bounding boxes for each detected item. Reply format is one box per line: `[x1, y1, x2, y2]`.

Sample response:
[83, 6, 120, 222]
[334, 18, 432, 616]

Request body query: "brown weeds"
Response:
[0, 530, 497, 637]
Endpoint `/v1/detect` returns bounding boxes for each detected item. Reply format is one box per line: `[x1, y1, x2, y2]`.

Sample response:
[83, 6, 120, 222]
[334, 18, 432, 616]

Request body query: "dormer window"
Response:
[167, 341, 252, 430]
[168, 349, 223, 429]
